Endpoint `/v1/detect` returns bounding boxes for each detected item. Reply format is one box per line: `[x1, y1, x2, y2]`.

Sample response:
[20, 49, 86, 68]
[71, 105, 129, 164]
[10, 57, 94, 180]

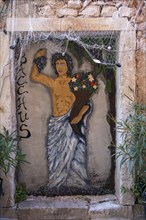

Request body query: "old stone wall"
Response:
[0, 0, 145, 102]
[8, 0, 144, 104]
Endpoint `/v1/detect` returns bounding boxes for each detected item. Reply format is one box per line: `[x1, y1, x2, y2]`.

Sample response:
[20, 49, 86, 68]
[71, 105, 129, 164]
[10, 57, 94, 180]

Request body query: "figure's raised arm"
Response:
[31, 49, 54, 88]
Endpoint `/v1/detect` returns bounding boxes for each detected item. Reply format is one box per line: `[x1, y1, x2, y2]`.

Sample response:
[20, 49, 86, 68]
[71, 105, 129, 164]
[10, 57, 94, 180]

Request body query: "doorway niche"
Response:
[3, 17, 136, 207]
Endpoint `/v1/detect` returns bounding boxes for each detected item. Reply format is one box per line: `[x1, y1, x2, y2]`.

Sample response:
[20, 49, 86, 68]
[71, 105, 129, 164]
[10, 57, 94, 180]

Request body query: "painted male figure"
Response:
[31, 49, 92, 188]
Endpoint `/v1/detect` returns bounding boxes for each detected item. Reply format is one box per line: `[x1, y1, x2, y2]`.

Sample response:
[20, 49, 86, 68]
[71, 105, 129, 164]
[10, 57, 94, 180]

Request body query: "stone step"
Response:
[1, 195, 144, 220]
[92, 218, 145, 220]
[16, 195, 133, 220]
[0, 219, 17, 220]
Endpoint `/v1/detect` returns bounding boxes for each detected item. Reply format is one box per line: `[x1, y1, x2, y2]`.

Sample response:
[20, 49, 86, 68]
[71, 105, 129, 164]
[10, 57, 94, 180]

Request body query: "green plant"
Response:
[14, 184, 28, 205]
[120, 185, 127, 194]
[0, 127, 27, 176]
[131, 180, 143, 201]
[115, 101, 146, 200]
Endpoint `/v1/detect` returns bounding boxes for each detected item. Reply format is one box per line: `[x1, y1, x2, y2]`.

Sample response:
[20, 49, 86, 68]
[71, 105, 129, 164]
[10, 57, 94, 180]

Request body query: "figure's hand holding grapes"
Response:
[33, 49, 47, 73]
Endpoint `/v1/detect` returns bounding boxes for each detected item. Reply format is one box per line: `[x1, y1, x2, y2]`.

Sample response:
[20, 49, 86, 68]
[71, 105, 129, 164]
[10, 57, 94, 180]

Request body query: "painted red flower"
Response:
[76, 74, 81, 79]
[90, 81, 96, 86]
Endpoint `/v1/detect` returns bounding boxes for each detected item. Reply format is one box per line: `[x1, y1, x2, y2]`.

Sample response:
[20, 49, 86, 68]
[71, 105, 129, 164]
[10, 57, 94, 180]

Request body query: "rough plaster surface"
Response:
[17, 42, 112, 190]
[88, 79, 111, 186]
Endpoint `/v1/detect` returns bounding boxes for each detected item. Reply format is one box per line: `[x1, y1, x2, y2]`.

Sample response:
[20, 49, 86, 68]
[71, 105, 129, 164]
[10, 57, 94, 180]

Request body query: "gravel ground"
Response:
[29, 185, 114, 197]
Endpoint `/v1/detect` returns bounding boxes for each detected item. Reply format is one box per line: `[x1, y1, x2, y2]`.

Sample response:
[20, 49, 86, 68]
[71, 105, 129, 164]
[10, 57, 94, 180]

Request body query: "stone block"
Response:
[112, 11, 119, 20]
[0, 207, 17, 219]
[91, 1, 105, 6]
[6, 17, 134, 32]
[49, 1, 65, 10]
[67, 0, 82, 10]
[101, 6, 117, 17]
[17, 196, 89, 220]
[119, 6, 134, 18]
[130, 9, 137, 18]
[137, 22, 146, 31]
[31, 0, 50, 7]
[56, 8, 78, 18]
[142, 6, 146, 16]
[116, 2, 122, 8]
[91, 218, 130, 220]
[80, 5, 100, 17]
[135, 14, 146, 24]
[37, 5, 55, 17]
[82, 0, 92, 10]
[105, 1, 115, 6]
[133, 204, 144, 219]
[15, 3, 30, 17]
[89, 201, 133, 219]
[137, 31, 143, 38]
[136, 45, 146, 104]
[86, 194, 116, 204]
[0, 0, 3, 8]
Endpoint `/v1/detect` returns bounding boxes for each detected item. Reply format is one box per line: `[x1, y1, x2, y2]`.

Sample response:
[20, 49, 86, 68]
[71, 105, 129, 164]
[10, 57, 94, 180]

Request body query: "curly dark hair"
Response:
[51, 52, 73, 76]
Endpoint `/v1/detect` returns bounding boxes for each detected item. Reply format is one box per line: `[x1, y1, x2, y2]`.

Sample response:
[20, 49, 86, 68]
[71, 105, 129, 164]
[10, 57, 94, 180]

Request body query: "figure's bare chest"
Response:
[53, 78, 71, 95]
[51, 78, 75, 116]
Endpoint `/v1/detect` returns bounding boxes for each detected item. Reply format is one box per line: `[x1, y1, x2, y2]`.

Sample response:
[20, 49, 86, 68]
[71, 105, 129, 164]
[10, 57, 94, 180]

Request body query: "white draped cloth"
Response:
[47, 102, 92, 188]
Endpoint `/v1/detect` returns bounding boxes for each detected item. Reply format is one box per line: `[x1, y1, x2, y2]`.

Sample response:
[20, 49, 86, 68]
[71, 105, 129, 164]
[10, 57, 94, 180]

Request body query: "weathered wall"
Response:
[0, 32, 16, 206]
[0, 0, 145, 208]
[12, 0, 145, 104]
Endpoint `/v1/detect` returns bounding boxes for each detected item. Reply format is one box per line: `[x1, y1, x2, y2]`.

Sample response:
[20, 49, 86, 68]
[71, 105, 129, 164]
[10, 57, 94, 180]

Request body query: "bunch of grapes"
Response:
[34, 56, 47, 73]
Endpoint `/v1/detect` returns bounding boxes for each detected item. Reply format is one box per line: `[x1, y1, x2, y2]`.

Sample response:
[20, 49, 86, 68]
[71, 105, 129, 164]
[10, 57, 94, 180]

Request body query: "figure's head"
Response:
[51, 53, 73, 76]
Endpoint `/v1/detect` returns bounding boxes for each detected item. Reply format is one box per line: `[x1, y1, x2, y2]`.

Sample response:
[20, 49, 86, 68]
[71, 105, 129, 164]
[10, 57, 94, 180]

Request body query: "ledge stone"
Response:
[6, 17, 135, 32]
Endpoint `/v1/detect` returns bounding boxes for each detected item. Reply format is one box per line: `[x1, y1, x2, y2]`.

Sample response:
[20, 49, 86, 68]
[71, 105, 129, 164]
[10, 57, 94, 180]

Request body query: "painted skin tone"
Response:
[31, 50, 89, 124]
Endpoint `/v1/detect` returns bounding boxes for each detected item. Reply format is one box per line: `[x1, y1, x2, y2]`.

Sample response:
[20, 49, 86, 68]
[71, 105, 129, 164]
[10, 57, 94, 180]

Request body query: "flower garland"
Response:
[69, 72, 98, 94]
